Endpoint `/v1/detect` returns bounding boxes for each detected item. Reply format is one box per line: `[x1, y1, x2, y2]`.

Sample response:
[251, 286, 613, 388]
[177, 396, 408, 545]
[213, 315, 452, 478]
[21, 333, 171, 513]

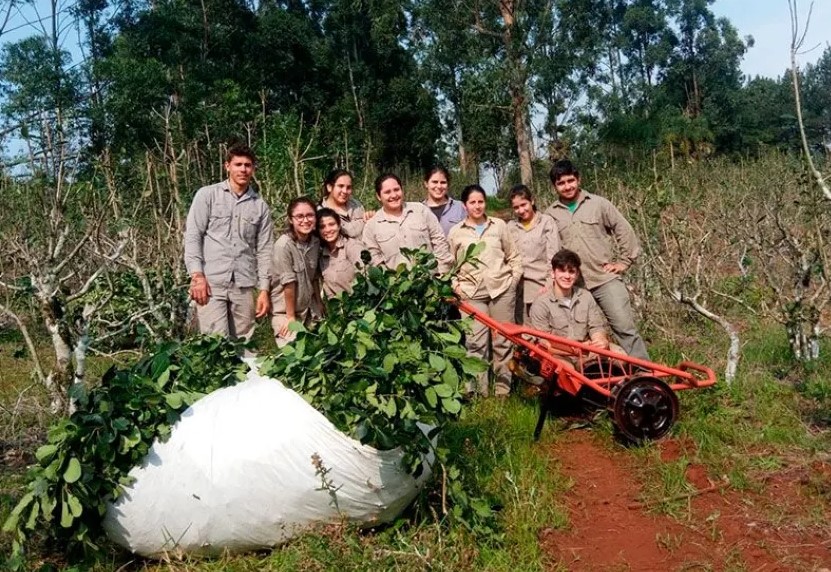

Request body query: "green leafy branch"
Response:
[2, 336, 249, 568]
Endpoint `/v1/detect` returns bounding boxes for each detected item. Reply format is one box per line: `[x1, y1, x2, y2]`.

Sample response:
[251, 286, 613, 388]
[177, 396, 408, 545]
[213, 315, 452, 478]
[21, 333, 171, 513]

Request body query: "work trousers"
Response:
[196, 283, 256, 342]
[590, 278, 649, 361]
[465, 286, 517, 397]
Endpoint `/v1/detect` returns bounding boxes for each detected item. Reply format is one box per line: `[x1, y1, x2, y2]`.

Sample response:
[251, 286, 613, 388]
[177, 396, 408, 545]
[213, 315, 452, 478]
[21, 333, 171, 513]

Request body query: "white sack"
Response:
[102, 360, 434, 558]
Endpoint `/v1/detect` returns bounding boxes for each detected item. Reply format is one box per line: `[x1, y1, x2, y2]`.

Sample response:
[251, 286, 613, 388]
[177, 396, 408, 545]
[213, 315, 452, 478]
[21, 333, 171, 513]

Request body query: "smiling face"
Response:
[318, 214, 341, 246]
[552, 265, 579, 296]
[377, 176, 404, 214]
[326, 175, 353, 207]
[289, 202, 316, 239]
[553, 174, 581, 204]
[424, 171, 449, 205]
[464, 189, 487, 223]
[511, 195, 535, 223]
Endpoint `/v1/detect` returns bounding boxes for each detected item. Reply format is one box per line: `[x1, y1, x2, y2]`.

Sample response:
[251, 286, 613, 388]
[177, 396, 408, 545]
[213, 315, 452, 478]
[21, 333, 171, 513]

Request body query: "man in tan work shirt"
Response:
[184, 144, 273, 341]
[544, 160, 649, 360]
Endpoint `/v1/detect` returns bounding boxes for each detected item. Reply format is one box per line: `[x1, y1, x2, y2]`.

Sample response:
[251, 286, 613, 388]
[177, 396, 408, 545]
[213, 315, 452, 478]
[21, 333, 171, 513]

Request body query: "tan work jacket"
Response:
[362, 202, 453, 273]
[270, 233, 321, 316]
[507, 213, 560, 303]
[318, 197, 367, 239]
[544, 191, 641, 290]
[320, 236, 365, 297]
[448, 217, 523, 300]
[528, 287, 606, 342]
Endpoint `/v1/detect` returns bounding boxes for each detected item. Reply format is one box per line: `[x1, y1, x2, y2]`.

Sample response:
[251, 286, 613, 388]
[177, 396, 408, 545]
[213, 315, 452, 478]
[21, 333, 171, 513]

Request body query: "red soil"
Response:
[538, 430, 831, 571]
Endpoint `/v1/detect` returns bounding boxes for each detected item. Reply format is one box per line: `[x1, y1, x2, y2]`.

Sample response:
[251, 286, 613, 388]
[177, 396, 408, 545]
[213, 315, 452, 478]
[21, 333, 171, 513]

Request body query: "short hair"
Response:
[551, 249, 582, 271]
[549, 159, 579, 184]
[460, 184, 486, 203]
[225, 142, 256, 164]
[374, 173, 402, 196]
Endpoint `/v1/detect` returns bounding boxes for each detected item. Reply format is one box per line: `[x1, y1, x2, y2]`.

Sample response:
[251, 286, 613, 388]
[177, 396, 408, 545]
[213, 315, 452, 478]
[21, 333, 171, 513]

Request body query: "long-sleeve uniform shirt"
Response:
[270, 234, 321, 317]
[184, 181, 273, 290]
[448, 217, 523, 300]
[507, 213, 560, 302]
[318, 197, 367, 239]
[528, 286, 606, 343]
[362, 202, 454, 273]
[320, 236, 365, 297]
[544, 191, 641, 290]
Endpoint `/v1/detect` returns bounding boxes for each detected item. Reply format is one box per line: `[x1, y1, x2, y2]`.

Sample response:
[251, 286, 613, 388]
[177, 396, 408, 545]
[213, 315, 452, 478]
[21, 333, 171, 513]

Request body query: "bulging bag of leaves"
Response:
[102, 361, 434, 558]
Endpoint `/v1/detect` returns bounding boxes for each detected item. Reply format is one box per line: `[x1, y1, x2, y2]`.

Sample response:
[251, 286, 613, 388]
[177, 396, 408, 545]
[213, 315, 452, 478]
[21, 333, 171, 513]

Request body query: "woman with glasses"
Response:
[270, 197, 322, 347]
[319, 169, 374, 239]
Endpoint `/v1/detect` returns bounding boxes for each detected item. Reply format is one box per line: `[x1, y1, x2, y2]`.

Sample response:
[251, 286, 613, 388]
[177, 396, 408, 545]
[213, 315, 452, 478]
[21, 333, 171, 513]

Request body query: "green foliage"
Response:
[259, 248, 493, 530]
[2, 336, 249, 567]
[261, 248, 486, 475]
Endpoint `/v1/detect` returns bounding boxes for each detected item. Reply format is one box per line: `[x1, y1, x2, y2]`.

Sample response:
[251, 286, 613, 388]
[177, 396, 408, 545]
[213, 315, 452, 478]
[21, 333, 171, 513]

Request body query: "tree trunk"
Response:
[498, 0, 533, 186]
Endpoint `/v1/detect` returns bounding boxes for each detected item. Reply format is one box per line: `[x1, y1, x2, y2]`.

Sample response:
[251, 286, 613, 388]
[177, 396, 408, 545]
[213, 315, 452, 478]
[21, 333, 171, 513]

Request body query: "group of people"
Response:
[184, 143, 649, 396]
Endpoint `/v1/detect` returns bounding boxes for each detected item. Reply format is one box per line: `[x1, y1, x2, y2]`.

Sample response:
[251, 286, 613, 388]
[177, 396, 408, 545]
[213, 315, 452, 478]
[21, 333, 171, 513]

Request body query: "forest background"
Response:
[0, 0, 829, 569]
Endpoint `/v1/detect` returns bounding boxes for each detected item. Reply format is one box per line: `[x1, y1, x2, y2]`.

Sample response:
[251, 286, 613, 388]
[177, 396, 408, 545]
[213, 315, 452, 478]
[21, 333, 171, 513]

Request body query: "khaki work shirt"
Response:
[270, 233, 321, 316]
[544, 191, 641, 290]
[184, 181, 274, 290]
[362, 202, 453, 273]
[318, 197, 366, 239]
[507, 213, 561, 302]
[321, 236, 365, 297]
[528, 287, 606, 342]
[448, 217, 523, 300]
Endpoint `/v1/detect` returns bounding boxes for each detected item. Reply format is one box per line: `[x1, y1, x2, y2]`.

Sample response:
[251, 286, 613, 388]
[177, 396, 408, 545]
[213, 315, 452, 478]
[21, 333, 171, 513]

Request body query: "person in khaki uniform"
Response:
[270, 197, 323, 347]
[448, 184, 523, 397]
[529, 249, 612, 361]
[184, 143, 273, 341]
[362, 173, 453, 273]
[544, 160, 649, 361]
[507, 184, 560, 324]
[317, 207, 365, 298]
[318, 169, 374, 239]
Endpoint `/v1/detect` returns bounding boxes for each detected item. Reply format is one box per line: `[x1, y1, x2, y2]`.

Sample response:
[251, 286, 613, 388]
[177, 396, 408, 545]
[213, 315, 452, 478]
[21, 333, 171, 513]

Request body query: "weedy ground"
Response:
[1, 318, 830, 571]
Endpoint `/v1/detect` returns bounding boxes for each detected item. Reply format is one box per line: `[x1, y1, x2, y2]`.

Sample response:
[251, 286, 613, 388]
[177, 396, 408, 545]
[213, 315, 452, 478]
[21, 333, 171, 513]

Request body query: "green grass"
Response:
[2, 321, 831, 570]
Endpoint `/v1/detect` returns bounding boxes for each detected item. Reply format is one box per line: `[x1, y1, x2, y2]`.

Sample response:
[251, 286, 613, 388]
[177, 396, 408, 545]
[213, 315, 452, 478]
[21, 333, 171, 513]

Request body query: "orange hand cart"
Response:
[456, 300, 717, 442]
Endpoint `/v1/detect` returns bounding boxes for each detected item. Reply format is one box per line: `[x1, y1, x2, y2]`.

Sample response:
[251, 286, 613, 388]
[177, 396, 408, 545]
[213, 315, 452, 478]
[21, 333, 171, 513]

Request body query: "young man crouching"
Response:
[529, 249, 624, 360]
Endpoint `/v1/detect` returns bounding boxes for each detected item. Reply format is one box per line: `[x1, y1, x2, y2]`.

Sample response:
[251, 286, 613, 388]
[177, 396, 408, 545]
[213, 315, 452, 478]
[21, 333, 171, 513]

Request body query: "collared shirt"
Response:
[321, 236, 365, 297]
[544, 191, 641, 290]
[184, 181, 274, 290]
[448, 216, 523, 300]
[528, 287, 606, 342]
[318, 197, 366, 239]
[423, 197, 467, 236]
[507, 213, 561, 302]
[362, 202, 453, 273]
[270, 233, 321, 316]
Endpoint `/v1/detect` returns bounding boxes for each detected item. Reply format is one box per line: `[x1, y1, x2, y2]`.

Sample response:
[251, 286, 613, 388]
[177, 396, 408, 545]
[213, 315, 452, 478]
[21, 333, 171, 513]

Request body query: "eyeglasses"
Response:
[292, 214, 315, 221]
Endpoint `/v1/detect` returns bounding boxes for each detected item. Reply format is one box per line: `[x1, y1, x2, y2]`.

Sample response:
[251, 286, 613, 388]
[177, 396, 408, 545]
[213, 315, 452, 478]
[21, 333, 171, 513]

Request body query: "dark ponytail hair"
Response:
[322, 169, 352, 200]
[460, 184, 486, 203]
[509, 184, 537, 211]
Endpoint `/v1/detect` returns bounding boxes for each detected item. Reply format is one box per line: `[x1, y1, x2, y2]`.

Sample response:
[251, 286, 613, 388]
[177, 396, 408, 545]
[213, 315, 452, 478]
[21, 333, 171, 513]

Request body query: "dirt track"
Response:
[539, 430, 831, 571]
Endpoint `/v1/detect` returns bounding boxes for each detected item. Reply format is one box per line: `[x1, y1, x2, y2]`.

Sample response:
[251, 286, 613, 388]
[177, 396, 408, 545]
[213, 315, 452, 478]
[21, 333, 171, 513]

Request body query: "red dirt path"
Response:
[538, 430, 831, 571]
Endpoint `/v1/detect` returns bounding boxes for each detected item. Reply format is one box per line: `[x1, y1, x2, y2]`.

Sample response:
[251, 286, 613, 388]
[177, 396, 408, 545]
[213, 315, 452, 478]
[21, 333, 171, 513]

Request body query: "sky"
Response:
[2, 0, 829, 80]
[712, 0, 831, 78]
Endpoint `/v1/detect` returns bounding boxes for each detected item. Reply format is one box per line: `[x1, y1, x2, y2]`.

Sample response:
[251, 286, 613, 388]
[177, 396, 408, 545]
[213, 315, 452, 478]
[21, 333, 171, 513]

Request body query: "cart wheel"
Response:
[612, 376, 679, 442]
